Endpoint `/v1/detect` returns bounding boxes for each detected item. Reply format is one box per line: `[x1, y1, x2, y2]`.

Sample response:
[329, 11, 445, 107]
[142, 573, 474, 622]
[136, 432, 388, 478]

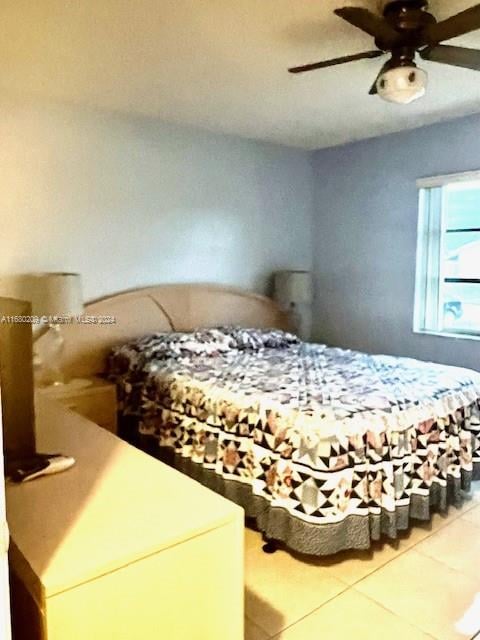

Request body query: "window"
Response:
[415, 171, 480, 339]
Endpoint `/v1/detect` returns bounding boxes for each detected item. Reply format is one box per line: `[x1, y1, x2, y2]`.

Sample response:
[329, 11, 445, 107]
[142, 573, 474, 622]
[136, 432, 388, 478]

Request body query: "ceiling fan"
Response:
[288, 0, 480, 104]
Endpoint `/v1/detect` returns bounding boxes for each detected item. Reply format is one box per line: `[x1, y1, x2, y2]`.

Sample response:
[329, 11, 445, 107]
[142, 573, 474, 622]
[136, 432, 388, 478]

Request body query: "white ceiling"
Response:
[2, 0, 480, 149]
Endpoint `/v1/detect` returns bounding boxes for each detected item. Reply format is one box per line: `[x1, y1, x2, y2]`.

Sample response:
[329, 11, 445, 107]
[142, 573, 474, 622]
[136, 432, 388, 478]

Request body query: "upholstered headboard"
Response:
[38, 284, 290, 378]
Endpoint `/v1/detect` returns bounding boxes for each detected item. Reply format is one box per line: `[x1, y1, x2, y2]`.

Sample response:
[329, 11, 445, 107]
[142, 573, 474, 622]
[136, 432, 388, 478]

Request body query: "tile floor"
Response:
[244, 484, 480, 640]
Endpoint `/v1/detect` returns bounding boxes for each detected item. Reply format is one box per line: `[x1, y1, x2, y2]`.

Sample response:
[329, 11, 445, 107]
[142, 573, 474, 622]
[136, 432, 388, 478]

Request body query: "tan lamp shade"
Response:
[274, 271, 313, 307]
[0, 273, 84, 317]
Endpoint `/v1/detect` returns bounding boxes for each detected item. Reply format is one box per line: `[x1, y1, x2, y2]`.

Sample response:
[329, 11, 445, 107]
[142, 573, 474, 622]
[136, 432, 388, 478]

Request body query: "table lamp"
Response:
[273, 270, 313, 340]
[0, 273, 84, 387]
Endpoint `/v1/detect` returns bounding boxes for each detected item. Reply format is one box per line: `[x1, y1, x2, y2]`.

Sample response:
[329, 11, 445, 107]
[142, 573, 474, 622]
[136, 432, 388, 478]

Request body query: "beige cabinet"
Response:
[7, 398, 244, 640]
[38, 378, 117, 433]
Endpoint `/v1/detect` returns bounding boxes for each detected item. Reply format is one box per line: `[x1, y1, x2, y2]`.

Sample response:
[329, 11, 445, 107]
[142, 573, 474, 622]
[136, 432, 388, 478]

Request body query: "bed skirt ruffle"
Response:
[120, 391, 480, 557]
[173, 453, 477, 556]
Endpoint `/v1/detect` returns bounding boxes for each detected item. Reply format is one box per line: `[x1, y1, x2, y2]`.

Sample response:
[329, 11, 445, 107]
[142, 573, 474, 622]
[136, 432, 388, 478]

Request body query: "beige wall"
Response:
[0, 96, 313, 302]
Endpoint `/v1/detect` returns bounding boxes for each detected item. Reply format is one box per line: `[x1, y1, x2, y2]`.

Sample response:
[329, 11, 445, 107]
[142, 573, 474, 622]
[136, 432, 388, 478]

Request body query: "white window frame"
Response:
[414, 169, 480, 341]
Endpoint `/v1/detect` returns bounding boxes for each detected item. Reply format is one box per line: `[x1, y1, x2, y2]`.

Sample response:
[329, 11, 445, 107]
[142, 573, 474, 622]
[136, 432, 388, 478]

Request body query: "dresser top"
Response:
[6, 397, 242, 599]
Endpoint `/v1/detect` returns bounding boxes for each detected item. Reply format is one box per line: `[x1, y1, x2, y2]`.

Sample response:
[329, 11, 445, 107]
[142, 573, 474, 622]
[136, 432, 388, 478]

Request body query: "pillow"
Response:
[213, 326, 300, 350]
[107, 344, 145, 376]
[109, 328, 236, 373]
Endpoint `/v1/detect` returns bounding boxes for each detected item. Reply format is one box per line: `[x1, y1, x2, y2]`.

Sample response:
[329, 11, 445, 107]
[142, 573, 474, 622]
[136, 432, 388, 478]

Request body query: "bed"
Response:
[48, 284, 480, 556]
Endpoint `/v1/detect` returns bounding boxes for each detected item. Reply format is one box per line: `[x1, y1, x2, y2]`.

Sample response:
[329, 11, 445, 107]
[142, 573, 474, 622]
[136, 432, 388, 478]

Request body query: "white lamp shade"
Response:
[0, 273, 83, 316]
[274, 271, 313, 307]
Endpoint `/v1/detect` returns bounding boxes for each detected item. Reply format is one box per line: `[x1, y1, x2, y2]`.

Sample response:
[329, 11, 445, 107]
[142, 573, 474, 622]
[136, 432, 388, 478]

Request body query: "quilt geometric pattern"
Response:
[109, 341, 480, 530]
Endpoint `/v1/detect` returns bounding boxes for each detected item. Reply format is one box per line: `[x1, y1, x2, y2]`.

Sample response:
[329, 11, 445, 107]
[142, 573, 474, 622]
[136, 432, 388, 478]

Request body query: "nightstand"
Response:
[38, 377, 117, 434]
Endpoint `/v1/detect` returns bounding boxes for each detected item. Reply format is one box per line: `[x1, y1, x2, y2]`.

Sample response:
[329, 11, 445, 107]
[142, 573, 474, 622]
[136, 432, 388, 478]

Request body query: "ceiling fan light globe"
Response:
[376, 66, 428, 104]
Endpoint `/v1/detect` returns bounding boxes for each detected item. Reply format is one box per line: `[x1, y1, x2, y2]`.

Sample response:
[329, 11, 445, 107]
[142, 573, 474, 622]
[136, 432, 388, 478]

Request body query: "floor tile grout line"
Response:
[345, 509, 471, 589]
[459, 498, 480, 516]
[412, 514, 480, 575]
[460, 506, 480, 524]
[245, 500, 480, 639]
[264, 582, 352, 639]
[256, 583, 438, 640]
[461, 514, 480, 527]
[258, 507, 473, 636]
[348, 586, 439, 639]
[401, 521, 480, 592]
[407, 545, 480, 577]
[354, 551, 480, 640]
[349, 498, 480, 588]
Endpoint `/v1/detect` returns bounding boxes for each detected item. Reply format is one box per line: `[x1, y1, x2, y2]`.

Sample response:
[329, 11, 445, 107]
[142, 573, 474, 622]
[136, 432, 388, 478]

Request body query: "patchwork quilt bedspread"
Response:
[108, 335, 480, 555]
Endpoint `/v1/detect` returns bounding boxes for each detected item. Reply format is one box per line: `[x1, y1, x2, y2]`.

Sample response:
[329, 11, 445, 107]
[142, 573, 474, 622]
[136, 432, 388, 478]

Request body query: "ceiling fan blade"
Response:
[368, 61, 391, 95]
[420, 44, 480, 71]
[334, 8, 400, 47]
[289, 50, 383, 74]
[422, 4, 480, 44]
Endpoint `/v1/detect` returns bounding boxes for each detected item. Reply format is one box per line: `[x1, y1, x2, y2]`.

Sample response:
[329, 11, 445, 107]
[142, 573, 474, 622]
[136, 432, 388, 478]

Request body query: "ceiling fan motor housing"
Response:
[374, 1, 436, 52]
[377, 0, 428, 13]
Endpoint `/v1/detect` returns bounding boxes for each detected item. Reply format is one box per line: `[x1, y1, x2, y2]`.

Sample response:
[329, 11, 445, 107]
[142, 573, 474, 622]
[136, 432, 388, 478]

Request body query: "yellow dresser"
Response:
[7, 397, 244, 640]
